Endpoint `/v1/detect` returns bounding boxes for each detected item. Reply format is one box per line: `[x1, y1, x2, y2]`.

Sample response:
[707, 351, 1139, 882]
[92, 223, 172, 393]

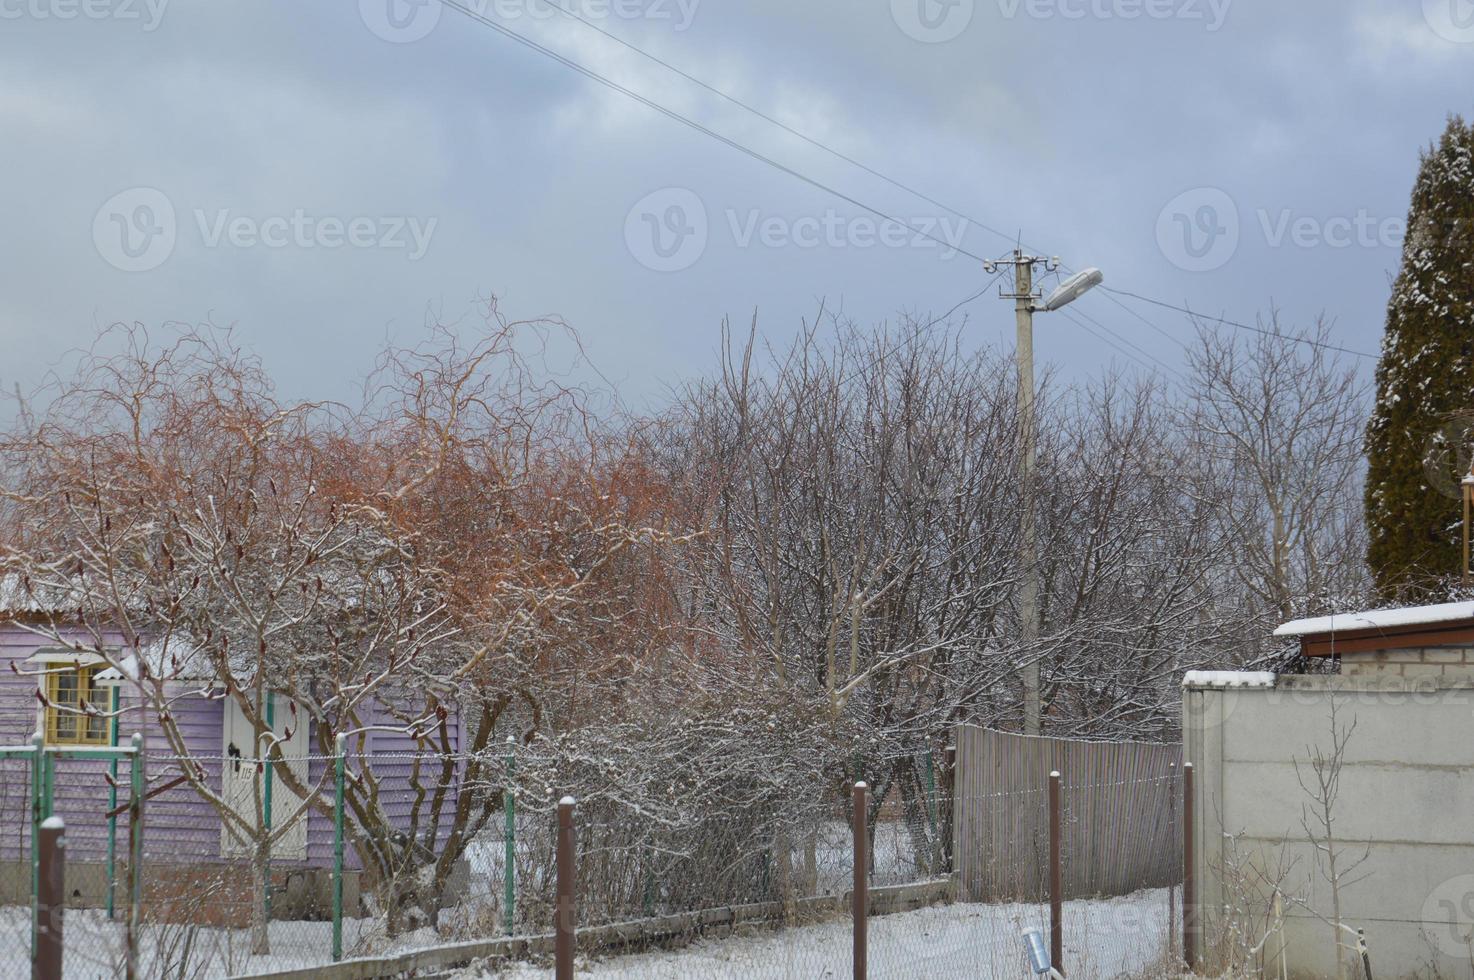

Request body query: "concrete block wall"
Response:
[1185, 671, 1474, 980]
[1341, 645, 1474, 686]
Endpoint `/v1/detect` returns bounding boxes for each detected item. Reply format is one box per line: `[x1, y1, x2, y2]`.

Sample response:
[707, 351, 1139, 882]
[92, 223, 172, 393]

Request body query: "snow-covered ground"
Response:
[0, 886, 1170, 978]
[0, 814, 1166, 979]
[462, 889, 1173, 979]
[0, 907, 446, 979]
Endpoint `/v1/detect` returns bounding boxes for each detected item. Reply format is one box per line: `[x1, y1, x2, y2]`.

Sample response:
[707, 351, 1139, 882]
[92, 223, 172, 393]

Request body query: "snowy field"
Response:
[0, 886, 1170, 978]
[0, 907, 446, 979]
[463, 889, 1173, 980]
[0, 813, 1168, 979]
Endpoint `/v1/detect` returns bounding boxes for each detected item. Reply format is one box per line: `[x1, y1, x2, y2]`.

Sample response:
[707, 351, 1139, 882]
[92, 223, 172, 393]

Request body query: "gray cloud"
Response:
[1, 0, 1470, 408]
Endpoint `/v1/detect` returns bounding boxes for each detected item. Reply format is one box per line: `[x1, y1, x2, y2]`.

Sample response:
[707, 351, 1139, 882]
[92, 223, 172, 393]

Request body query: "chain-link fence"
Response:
[0, 750, 35, 976]
[0, 736, 1190, 979]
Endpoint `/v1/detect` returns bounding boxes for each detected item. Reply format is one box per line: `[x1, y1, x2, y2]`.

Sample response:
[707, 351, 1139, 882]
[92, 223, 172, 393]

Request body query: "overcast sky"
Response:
[2, 0, 1471, 411]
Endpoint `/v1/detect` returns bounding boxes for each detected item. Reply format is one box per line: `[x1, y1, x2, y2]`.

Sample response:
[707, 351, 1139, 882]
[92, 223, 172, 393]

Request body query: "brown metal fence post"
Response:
[35, 817, 64, 980]
[1049, 770, 1063, 977]
[126, 732, 143, 980]
[1183, 762, 1196, 972]
[941, 745, 956, 872]
[556, 796, 576, 980]
[852, 781, 868, 980]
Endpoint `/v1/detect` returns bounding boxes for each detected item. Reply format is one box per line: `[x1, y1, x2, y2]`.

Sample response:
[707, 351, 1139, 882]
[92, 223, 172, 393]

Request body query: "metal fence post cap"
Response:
[335, 732, 347, 750]
[559, 795, 576, 807]
[854, 781, 867, 790]
[1049, 770, 1061, 778]
[40, 816, 65, 830]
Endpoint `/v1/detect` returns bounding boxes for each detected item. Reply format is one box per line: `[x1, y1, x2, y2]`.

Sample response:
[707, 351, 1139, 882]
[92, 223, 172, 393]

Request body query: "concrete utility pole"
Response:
[1012, 253, 1043, 737]
[985, 251, 1104, 737]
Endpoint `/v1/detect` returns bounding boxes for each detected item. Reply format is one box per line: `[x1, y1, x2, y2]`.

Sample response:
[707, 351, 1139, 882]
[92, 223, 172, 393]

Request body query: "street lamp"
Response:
[983, 252, 1104, 736]
[1039, 267, 1106, 312]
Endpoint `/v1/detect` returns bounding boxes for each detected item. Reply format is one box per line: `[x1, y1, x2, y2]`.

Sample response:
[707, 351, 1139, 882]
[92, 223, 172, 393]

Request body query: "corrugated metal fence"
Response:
[953, 725, 1182, 902]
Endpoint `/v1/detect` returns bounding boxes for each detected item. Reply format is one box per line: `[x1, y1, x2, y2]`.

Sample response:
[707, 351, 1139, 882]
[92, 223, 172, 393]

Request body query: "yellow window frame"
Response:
[45, 665, 110, 746]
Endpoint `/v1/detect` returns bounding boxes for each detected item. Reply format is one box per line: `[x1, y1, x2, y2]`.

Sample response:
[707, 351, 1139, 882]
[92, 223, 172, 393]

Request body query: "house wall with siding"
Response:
[0, 622, 461, 878]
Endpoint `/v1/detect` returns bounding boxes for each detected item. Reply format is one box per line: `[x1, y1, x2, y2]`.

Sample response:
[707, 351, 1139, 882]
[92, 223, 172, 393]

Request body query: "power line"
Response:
[437, 0, 993, 264]
[1099, 287, 1378, 360]
[1056, 307, 1187, 383]
[835, 262, 1012, 389]
[1052, 262, 1188, 355]
[527, 0, 1028, 252]
[440, 1, 1369, 368]
[1026, 265, 1183, 380]
[528, 1, 1380, 366]
[1036, 266, 1182, 375]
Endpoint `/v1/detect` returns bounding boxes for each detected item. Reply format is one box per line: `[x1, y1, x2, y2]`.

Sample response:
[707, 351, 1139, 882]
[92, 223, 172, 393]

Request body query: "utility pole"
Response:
[999, 250, 1047, 737]
[985, 251, 1104, 737]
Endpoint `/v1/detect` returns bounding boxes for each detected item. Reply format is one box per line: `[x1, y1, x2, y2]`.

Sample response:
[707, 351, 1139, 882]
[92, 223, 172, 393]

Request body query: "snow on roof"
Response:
[1182, 670, 1276, 689]
[1274, 601, 1474, 638]
[94, 637, 216, 684]
[0, 573, 61, 614]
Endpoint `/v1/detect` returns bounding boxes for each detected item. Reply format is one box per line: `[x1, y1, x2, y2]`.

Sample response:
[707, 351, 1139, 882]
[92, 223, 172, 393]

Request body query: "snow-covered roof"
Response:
[1274, 601, 1474, 638]
[1182, 670, 1276, 689]
[0, 573, 63, 614]
[94, 637, 216, 684]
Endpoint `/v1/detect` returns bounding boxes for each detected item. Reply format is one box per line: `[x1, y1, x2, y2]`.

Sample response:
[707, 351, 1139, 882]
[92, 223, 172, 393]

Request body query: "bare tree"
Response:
[1032, 371, 1223, 739]
[1182, 315, 1371, 663]
[1294, 697, 1371, 980]
[663, 313, 1025, 866]
[0, 313, 681, 949]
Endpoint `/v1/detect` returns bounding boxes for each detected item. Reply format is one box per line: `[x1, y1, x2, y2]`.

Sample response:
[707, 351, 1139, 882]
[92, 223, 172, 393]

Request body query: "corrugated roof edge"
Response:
[1274, 601, 1474, 638]
[1182, 670, 1276, 689]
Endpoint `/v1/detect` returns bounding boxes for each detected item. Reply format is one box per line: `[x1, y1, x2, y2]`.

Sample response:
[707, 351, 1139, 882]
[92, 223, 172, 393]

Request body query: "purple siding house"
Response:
[0, 610, 465, 919]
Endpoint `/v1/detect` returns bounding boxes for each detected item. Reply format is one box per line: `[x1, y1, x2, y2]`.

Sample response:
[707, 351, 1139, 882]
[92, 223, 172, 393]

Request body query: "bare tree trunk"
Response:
[1295, 698, 1369, 980]
[775, 824, 794, 923]
[250, 842, 271, 956]
[895, 760, 933, 876]
[803, 830, 818, 894]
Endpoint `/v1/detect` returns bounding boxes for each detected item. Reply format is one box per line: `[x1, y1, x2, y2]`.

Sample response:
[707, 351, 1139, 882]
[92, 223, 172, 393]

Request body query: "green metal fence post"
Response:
[127, 732, 144, 980]
[29, 730, 42, 971]
[332, 732, 345, 962]
[263, 692, 274, 925]
[107, 684, 121, 920]
[503, 737, 515, 936]
[41, 745, 55, 819]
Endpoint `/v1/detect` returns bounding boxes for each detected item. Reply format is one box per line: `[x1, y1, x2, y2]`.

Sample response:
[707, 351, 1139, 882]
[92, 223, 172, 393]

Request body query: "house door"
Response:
[221, 694, 309, 860]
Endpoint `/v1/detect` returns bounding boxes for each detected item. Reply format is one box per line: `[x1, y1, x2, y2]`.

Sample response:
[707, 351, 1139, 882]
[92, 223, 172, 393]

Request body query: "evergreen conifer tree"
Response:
[1366, 116, 1474, 595]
